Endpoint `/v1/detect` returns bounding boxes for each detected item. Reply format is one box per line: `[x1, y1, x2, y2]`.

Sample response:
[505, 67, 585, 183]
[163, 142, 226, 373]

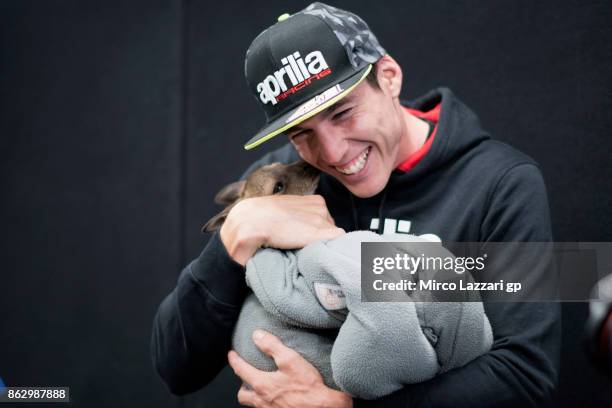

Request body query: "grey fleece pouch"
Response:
[232, 231, 493, 398]
[232, 248, 344, 389]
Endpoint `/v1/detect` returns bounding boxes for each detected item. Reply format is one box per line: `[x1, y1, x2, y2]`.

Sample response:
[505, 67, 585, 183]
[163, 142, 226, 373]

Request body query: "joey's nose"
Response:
[301, 162, 321, 178]
[288, 160, 320, 178]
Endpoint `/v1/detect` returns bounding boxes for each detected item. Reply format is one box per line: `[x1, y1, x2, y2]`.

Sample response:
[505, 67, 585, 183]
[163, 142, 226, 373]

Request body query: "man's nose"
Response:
[315, 124, 347, 164]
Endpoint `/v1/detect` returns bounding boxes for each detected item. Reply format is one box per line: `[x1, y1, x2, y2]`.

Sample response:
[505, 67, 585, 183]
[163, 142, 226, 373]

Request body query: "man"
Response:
[151, 3, 560, 407]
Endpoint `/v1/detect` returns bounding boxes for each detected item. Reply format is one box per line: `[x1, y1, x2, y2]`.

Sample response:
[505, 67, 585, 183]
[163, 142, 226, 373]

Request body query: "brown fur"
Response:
[202, 160, 320, 232]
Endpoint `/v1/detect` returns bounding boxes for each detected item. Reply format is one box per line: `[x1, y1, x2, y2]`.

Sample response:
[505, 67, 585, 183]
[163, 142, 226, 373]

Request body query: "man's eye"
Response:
[290, 131, 308, 143]
[333, 108, 352, 120]
[273, 181, 284, 194]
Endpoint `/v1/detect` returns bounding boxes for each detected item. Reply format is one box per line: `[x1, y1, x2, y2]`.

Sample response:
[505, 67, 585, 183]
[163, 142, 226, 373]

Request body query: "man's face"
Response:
[286, 79, 407, 198]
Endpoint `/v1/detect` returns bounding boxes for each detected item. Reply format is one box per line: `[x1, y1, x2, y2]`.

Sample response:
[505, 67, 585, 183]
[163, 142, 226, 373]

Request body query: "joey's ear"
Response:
[214, 180, 245, 205]
[201, 206, 231, 233]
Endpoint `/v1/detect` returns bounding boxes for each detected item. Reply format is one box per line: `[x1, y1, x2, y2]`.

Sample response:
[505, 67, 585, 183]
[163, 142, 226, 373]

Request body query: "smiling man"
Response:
[284, 60, 429, 199]
[152, 3, 560, 407]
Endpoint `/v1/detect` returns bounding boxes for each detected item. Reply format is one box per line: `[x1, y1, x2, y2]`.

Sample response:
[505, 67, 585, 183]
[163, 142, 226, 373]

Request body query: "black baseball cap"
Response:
[243, 2, 386, 150]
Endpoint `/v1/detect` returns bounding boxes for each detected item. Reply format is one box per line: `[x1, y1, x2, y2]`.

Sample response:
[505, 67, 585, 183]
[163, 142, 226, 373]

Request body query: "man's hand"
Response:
[228, 330, 352, 408]
[220, 195, 345, 265]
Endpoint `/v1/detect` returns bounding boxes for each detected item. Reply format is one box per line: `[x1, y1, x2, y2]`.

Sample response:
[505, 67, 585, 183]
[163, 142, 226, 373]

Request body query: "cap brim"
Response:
[244, 64, 372, 150]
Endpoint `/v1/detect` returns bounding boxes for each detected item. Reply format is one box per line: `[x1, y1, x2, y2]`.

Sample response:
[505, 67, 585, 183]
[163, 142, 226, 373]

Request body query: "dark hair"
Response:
[365, 64, 381, 90]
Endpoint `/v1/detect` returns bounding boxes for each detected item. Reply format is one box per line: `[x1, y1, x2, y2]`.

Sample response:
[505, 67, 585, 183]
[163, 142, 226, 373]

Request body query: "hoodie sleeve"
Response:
[150, 143, 301, 395]
[355, 164, 561, 408]
[151, 232, 247, 395]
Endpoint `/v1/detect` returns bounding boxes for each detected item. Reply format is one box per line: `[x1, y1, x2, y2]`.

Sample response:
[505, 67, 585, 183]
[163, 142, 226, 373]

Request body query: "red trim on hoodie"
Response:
[396, 103, 441, 173]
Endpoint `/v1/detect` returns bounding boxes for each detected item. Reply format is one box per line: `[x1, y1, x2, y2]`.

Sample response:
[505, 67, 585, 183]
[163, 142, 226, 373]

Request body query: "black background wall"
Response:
[1, 1, 610, 407]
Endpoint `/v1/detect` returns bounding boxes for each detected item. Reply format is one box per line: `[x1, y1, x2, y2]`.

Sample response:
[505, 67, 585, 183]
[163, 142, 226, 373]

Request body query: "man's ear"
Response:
[214, 180, 245, 205]
[375, 55, 403, 98]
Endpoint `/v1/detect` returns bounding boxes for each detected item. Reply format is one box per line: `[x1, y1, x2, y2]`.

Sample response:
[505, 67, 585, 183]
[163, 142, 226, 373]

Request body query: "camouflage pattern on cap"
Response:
[303, 2, 386, 68]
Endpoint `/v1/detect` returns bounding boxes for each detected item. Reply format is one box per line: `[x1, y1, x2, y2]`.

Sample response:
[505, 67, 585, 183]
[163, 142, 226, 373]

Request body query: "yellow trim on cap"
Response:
[244, 64, 372, 150]
[277, 13, 291, 22]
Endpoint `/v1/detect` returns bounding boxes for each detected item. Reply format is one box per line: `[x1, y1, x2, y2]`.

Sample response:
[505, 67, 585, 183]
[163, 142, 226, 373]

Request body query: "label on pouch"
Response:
[314, 282, 346, 310]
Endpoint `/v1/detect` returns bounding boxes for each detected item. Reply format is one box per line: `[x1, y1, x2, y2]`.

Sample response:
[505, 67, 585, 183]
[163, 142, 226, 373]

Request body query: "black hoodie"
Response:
[151, 88, 560, 407]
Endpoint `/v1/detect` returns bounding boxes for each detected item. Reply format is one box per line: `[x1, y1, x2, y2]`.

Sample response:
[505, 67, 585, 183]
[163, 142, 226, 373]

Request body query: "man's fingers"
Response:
[252, 329, 301, 369]
[228, 350, 265, 389]
[237, 384, 264, 407]
[308, 194, 327, 206]
[317, 227, 346, 241]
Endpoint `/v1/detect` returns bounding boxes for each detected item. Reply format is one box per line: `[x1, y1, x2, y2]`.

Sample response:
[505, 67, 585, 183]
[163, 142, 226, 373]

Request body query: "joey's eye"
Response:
[273, 181, 284, 194]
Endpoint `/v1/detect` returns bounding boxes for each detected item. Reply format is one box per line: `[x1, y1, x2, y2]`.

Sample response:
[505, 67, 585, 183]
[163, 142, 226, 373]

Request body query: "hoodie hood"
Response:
[391, 87, 491, 183]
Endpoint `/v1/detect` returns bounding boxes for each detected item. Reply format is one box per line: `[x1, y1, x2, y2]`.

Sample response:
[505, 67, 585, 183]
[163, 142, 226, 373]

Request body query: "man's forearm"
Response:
[151, 232, 248, 395]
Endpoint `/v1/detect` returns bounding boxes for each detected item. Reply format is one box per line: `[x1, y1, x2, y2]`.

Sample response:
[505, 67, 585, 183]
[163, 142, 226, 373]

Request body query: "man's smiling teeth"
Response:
[336, 148, 370, 175]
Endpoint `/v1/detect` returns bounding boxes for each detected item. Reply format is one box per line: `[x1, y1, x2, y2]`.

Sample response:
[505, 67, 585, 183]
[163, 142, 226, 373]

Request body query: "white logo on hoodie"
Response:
[370, 218, 442, 242]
